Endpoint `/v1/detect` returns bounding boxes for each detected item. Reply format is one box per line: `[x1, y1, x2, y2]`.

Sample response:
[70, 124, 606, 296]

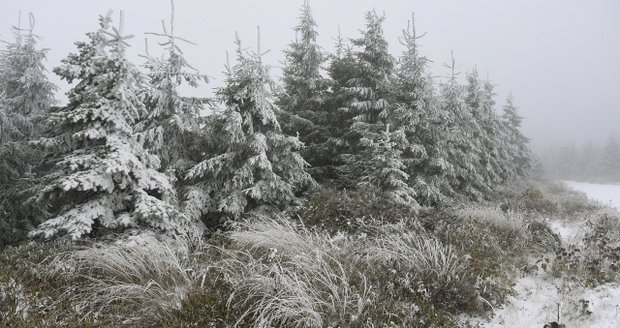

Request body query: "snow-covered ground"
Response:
[564, 180, 620, 209]
[470, 275, 620, 328]
[466, 181, 620, 327]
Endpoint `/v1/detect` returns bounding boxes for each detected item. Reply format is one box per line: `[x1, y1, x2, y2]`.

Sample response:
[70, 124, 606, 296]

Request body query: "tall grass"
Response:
[219, 217, 371, 327]
[48, 233, 202, 324]
[362, 223, 467, 286]
[457, 206, 527, 238]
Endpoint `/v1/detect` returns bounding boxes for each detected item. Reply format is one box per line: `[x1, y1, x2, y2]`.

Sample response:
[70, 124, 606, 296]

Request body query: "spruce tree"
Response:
[277, 0, 331, 179]
[137, 0, 209, 174]
[338, 11, 391, 181]
[358, 124, 417, 206]
[347, 10, 394, 149]
[464, 68, 495, 191]
[501, 93, 533, 179]
[30, 11, 187, 239]
[334, 11, 415, 206]
[479, 78, 511, 184]
[392, 14, 446, 205]
[0, 15, 56, 140]
[323, 29, 358, 185]
[0, 15, 57, 245]
[185, 33, 315, 223]
[438, 54, 485, 200]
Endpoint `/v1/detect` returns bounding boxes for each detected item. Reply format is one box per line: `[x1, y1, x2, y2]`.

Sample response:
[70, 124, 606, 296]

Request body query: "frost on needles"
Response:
[136, 0, 209, 175]
[29, 11, 189, 239]
[184, 33, 316, 223]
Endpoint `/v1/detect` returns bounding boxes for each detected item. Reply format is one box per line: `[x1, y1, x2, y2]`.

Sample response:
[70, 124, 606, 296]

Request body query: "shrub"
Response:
[457, 206, 529, 248]
[427, 208, 523, 313]
[523, 187, 558, 214]
[527, 220, 561, 253]
[537, 211, 620, 287]
[298, 188, 415, 234]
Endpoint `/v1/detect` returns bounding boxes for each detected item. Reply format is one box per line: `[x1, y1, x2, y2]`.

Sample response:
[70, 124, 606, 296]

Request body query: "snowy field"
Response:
[564, 180, 620, 209]
[466, 181, 620, 328]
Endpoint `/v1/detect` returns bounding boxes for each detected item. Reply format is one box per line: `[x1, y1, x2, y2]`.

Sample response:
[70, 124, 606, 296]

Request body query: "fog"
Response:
[1, 0, 619, 151]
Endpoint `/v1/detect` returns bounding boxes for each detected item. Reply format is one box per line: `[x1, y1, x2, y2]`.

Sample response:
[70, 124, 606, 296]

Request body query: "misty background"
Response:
[1, 0, 619, 153]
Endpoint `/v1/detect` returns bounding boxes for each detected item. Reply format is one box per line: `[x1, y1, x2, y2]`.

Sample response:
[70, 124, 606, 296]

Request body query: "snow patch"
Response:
[468, 275, 620, 327]
[564, 180, 620, 209]
[548, 219, 586, 245]
[464, 183, 620, 327]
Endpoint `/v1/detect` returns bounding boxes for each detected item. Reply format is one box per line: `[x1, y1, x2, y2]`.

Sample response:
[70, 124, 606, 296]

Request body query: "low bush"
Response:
[297, 189, 415, 234]
[522, 208, 620, 291]
[425, 207, 528, 313]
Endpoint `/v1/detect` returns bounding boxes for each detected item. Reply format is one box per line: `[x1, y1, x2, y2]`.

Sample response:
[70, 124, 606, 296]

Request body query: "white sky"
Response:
[1, 0, 619, 150]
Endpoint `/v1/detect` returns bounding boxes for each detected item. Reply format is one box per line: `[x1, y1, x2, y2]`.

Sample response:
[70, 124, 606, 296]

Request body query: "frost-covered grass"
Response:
[219, 217, 372, 327]
[5, 180, 620, 327]
[465, 181, 620, 327]
[46, 233, 203, 325]
[363, 224, 467, 286]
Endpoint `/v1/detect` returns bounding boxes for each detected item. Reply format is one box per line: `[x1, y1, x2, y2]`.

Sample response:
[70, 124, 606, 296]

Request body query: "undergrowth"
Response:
[1, 180, 614, 327]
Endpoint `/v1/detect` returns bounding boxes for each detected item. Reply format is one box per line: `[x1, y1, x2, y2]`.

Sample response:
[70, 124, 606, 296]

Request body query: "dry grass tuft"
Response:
[47, 233, 202, 324]
[363, 222, 467, 286]
[219, 217, 371, 328]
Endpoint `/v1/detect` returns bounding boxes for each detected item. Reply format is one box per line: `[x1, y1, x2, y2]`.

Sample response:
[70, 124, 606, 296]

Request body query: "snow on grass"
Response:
[467, 182, 620, 327]
[470, 275, 620, 328]
[564, 180, 620, 209]
[548, 219, 586, 245]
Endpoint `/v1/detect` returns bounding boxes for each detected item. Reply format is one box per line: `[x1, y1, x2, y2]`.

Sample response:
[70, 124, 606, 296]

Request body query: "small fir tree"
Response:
[479, 77, 510, 184]
[438, 54, 485, 200]
[137, 0, 209, 174]
[322, 29, 358, 184]
[277, 0, 332, 180]
[464, 68, 496, 191]
[392, 14, 447, 205]
[501, 93, 533, 179]
[0, 14, 56, 140]
[358, 124, 417, 206]
[30, 11, 188, 239]
[185, 32, 315, 223]
[0, 14, 57, 245]
[340, 10, 396, 187]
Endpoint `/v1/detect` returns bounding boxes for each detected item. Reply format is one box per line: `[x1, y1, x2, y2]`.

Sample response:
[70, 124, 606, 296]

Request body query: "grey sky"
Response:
[1, 0, 619, 151]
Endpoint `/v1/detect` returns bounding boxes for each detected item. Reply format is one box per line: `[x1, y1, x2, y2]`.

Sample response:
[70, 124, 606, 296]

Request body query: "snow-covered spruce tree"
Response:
[464, 68, 498, 191]
[277, 0, 332, 181]
[339, 11, 417, 206]
[501, 93, 533, 179]
[331, 13, 382, 181]
[29, 11, 189, 239]
[0, 16, 57, 245]
[322, 29, 358, 185]
[479, 77, 512, 184]
[0, 16, 57, 176]
[358, 124, 417, 206]
[438, 54, 486, 200]
[136, 0, 209, 174]
[0, 16, 56, 140]
[184, 33, 315, 223]
[392, 14, 448, 205]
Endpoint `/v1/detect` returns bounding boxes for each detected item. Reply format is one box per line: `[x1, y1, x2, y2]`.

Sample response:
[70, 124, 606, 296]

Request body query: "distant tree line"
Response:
[540, 136, 620, 183]
[0, 1, 533, 245]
